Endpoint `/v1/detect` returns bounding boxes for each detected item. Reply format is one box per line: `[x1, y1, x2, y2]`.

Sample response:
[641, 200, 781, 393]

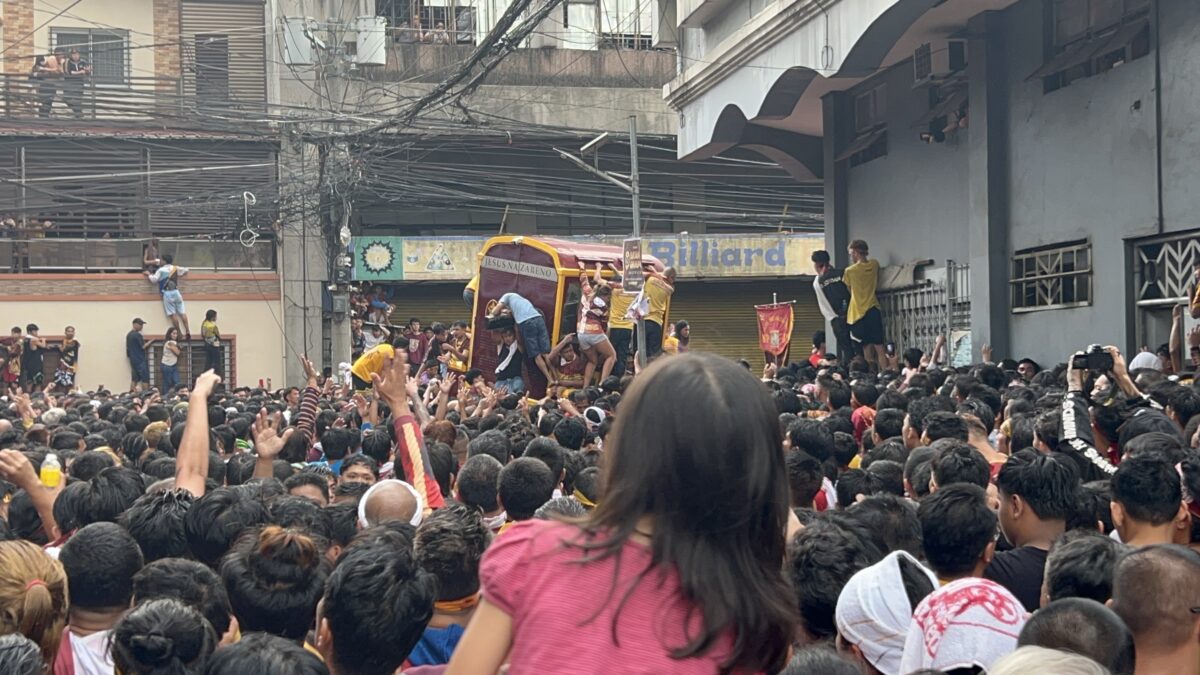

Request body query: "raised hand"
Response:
[192, 370, 222, 401]
[370, 356, 410, 409]
[0, 449, 38, 490]
[252, 409, 293, 461]
[301, 354, 319, 387]
[352, 393, 368, 418]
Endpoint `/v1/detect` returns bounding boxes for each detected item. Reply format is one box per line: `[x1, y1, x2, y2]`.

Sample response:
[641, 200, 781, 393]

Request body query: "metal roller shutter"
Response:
[385, 282, 472, 328]
[668, 279, 824, 366]
[181, 1, 267, 106]
[146, 141, 277, 234]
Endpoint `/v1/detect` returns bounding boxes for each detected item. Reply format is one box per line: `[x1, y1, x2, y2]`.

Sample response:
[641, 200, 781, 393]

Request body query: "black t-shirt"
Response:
[983, 545, 1048, 612]
[818, 267, 852, 316]
[126, 330, 146, 363]
[496, 342, 523, 380]
[21, 336, 43, 373]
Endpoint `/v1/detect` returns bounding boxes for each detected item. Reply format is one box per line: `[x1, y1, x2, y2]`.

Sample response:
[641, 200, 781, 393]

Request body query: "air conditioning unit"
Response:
[913, 40, 966, 87]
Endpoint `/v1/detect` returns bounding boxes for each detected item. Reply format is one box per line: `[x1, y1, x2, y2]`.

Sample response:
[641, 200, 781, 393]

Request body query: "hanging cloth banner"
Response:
[756, 302, 794, 358]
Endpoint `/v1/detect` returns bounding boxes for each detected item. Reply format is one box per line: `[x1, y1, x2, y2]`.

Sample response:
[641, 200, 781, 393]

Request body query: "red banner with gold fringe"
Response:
[756, 303, 794, 358]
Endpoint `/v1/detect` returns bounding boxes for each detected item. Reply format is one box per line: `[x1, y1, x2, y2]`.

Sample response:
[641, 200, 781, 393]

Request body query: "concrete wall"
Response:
[1159, 0, 1200, 232]
[377, 45, 677, 88]
[276, 77, 677, 135]
[846, 63, 971, 268]
[33, 0, 157, 81]
[1001, 0, 1156, 362]
[0, 275, 285, 391]
[834, 0, 1189, 365]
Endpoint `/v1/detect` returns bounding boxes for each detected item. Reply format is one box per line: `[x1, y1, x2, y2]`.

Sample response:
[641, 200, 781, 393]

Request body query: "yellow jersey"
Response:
[645, 276, 673, 325]
[844, 259, 880, 324]
[351, 343, 395, 385]
[662, 336, 679, 354]
[609, 289, 635, 330]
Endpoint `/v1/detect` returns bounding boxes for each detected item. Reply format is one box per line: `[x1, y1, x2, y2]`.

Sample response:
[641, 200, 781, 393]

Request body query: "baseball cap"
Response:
[132, 317, 145, 325]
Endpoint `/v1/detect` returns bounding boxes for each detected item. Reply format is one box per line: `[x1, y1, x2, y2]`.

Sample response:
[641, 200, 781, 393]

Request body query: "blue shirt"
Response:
[408, 624, 466, 667]
[499, 293, 539, 324]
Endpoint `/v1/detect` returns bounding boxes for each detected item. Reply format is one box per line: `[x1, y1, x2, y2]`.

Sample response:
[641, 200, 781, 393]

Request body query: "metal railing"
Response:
[2, 237, 274, 273]
[0, 74, 267, 124]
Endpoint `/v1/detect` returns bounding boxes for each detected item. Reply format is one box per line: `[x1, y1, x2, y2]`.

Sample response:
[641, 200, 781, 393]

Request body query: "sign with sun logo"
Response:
[354, 238, 403, 280]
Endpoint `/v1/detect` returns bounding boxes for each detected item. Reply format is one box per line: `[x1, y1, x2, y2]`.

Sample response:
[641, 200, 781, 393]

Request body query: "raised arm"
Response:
[251, 409, 293, 480]
[372, 356, 445, 510]
[176, 370, 220, 497]
[548, 333, 575, 361]
[0, 449, 60, 541]
[294, 355, 321, 446]
[1170, 305, 1184, 374]
[1060, 352, 1116, 478]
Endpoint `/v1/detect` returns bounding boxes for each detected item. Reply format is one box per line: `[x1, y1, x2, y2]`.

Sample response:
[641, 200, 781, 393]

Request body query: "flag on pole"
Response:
[756, 302, 794, 363]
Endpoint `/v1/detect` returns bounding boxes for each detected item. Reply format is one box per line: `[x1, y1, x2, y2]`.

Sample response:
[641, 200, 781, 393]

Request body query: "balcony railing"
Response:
[0, 237, 275, 273]
[0, 74, 267, 126]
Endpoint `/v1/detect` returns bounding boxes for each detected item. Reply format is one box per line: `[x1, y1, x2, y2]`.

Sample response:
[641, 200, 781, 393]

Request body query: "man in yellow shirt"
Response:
[638, 267, 675, 360]
[608, 284, 635, 377]
[844, 239, 885, 372]
[351, 342, 396, 391]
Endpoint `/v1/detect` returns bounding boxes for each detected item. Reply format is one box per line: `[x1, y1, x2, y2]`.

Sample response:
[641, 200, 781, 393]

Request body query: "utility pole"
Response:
[554, 115, 649, 370]
[629, 115, 647, 371]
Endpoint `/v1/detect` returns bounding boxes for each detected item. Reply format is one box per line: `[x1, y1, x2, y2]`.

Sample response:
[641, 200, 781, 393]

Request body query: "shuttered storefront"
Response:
[146, 141, 277, 235]
[181, 1, 267, 106]
[668, 279, 824, 366]
[385, 283, 473, 328]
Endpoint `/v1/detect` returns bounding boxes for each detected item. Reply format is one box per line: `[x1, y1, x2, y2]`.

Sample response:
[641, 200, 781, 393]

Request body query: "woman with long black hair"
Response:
[447, 352, 797, 674]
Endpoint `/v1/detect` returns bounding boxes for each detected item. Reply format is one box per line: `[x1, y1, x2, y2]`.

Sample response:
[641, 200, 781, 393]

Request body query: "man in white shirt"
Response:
[811, 250, 853, 358]
[58, 523, 145, 675]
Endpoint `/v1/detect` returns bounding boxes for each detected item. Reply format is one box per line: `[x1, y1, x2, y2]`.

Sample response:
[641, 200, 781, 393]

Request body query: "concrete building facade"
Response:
[274, 0, 823, 381]
[0, 0, 285, 391]
[665, 0, 1200, 365]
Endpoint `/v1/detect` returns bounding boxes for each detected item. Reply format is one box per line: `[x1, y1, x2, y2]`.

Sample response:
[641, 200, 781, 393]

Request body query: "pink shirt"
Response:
[481, 519, 747, 674]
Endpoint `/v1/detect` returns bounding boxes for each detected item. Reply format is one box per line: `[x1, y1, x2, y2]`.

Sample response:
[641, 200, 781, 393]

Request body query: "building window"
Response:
[147, 338, 236, 389]
[51, 28, 130, 85]
[1011, 240, 1093, 312]
[854, 85, 887, 133]
[1033, 0, 1149, 92]
[194, 35, 230, 101]
[837, 84, 887, 166]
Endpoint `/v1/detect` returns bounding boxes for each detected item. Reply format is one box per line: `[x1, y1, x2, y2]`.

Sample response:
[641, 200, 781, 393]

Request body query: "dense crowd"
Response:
[0, 248, 1197, 674]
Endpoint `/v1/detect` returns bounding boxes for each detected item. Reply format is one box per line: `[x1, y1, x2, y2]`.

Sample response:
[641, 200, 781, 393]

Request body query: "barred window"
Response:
[1011, 241, 1092, 312]
[51, 28, 130, 85]
[147, 338, 236, 389]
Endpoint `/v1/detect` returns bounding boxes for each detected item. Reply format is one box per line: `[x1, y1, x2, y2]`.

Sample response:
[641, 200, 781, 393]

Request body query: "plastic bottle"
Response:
[39, 453, 61, 488]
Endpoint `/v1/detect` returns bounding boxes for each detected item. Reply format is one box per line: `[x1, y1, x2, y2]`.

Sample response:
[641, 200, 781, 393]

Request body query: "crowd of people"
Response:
[349, 264, 690, 396]
[0, 243, 1197, 674]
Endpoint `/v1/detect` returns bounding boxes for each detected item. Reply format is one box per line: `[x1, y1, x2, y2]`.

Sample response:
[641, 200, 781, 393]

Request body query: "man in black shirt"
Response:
[126, 318, 152, 392]
[811, 250, 853, 359]
[20, 323, 46, 390]
[987, 449, 1078, 612]
[63, 48, 91, 118]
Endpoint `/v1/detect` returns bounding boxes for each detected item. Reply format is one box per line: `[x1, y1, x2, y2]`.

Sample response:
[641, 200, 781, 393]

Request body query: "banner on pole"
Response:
[622, 238, 644, 292]
[756, 302, 794, 358]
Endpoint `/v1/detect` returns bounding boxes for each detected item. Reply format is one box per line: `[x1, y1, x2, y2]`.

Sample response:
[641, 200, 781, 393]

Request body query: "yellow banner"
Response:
[398, 237, 484, 280]
[373, 234, 824, 281]
[639, 235, 823, 278]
